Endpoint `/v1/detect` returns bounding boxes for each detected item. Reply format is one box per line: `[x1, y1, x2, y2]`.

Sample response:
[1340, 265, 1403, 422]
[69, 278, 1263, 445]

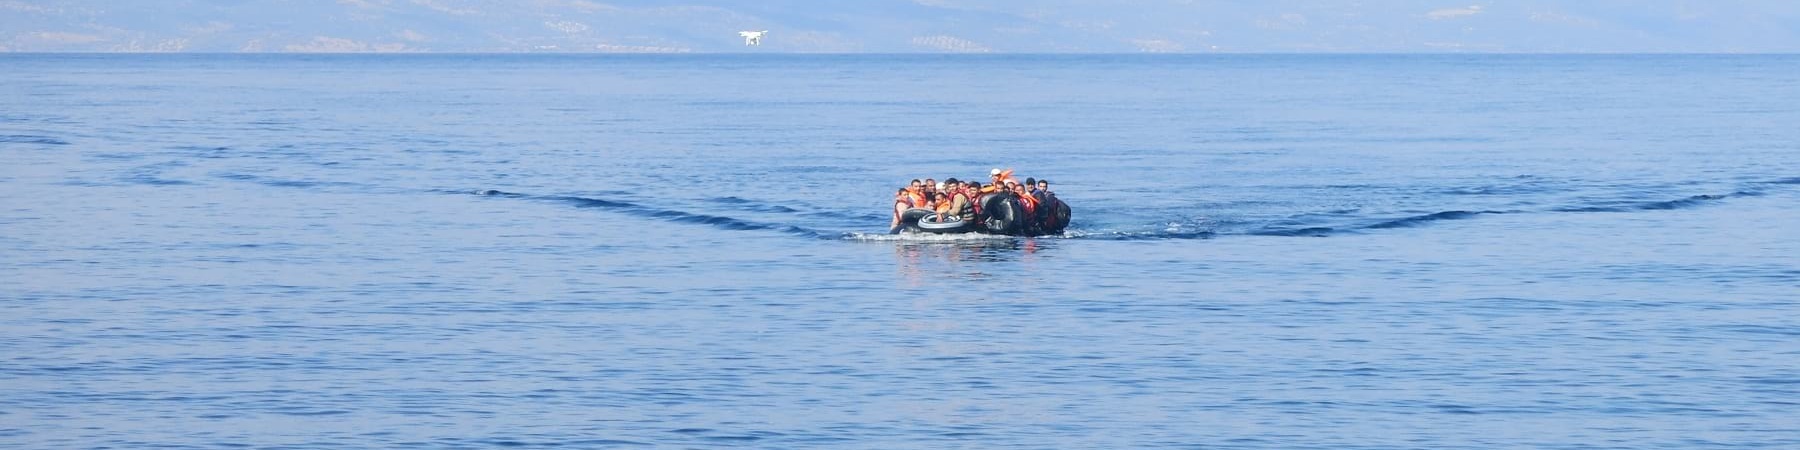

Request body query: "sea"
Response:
[2, 53, 1797, 449]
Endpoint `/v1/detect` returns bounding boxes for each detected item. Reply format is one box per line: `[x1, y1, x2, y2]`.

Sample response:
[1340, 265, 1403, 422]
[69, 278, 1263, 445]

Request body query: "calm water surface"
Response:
[2, 54, 1798, 449]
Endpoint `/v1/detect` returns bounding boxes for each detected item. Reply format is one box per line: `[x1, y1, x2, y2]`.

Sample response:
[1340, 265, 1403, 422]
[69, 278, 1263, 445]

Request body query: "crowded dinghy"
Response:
[889, 168, 1072, 237]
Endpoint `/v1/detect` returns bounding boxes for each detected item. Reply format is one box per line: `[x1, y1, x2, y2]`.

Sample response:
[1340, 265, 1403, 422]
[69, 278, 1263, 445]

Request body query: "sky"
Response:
[3, 0, 1799, 53]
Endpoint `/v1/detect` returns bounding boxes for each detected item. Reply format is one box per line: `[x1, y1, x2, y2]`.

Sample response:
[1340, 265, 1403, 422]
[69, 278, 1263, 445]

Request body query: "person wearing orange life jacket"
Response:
[890, 188, 917, 234]
[989, 168, 1015, 188]
[1011, 183, 1041, 234]
[977, 178, 1001, 194]
[1012, 183, 1039, 217]
[932, 192, 954, 222]
[904, 179, 927, 208]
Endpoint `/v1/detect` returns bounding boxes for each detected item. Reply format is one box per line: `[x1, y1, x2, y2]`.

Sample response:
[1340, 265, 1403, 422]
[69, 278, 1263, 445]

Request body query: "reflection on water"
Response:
[891, 237, 1054, 286]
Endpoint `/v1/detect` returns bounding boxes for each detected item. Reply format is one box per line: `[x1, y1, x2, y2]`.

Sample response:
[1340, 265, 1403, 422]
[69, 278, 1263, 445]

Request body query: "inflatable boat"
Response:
[895, 192, 1071, 237]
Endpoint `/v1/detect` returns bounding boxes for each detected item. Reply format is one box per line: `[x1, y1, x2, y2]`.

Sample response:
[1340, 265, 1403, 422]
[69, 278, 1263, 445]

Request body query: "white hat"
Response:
[936, 182, 946, 190]
[990, 168, 1002, 175]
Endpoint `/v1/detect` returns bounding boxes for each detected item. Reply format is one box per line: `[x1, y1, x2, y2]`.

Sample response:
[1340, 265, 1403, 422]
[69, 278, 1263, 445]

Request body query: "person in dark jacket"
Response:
[1032, 179, 1055, 229]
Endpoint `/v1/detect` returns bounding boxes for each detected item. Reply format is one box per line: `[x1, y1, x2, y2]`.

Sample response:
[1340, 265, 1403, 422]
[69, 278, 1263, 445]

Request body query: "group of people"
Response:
[890, 168, 1059, 232]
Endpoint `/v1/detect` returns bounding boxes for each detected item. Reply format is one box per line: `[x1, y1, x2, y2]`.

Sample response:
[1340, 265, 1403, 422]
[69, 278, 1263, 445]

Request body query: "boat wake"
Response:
[458, 179, 1783, 242]
[1246, 210, 1509, 238]
[473, 189, 836, 239]
[1552, 193, 1744, 213]
[188, 160, 1792, 245]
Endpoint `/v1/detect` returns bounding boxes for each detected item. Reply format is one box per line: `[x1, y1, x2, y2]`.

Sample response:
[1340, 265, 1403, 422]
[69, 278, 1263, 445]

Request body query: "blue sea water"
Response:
[2, 53, 1798, 449]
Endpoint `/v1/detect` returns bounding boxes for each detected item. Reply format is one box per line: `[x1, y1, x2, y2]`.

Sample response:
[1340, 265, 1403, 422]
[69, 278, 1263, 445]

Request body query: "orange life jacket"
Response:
[904, 188, 927, 208]
[1016, 191, 1038, 216]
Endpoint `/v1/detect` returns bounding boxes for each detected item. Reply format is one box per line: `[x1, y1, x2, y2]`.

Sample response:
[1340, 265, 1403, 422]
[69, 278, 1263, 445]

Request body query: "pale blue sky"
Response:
[3, 1, 1798, 53]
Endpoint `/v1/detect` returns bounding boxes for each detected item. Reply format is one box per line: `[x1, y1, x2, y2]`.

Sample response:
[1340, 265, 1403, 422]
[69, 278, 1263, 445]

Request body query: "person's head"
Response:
[1025, 177, 1036, 187]
[935, 182, 946, 191]
[1037, 180, 1049, 190]
[935, 192, 948, 201]
[895, 188, 908, 197]
[909, 179, 921, 188]
[990, 168, 1002, 177]
[1013, 184, 1027, 195]
[945, 177, 959, 186]
[967, 181, 980, 190]
[924, 178, 936, 186]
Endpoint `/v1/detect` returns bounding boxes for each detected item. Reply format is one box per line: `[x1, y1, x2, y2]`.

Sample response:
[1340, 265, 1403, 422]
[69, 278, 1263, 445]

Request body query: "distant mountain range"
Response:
[4, 1, 1798, 53]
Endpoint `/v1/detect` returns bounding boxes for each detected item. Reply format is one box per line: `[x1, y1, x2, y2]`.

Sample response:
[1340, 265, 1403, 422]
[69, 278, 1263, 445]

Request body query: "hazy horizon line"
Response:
[6, 51, 1799, 56]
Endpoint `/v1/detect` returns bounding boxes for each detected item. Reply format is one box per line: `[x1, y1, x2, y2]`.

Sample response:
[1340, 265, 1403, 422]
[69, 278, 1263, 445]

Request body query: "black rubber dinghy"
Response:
[892, 193, 1070, 237]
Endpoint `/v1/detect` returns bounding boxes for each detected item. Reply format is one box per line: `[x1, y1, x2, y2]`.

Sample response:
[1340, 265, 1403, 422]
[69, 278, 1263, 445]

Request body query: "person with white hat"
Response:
[989, 168, 1013, 186]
